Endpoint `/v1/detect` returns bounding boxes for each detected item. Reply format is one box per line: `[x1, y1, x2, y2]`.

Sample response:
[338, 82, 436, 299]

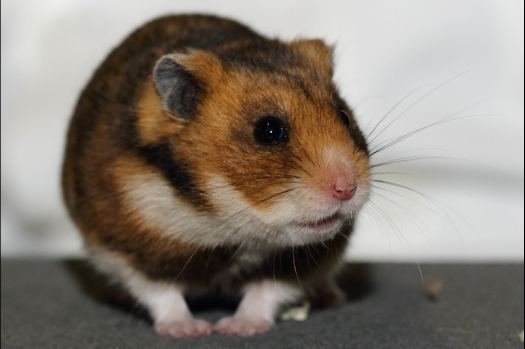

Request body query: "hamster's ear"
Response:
[290, 39, 334, 78]
[153, 51, 222, 119]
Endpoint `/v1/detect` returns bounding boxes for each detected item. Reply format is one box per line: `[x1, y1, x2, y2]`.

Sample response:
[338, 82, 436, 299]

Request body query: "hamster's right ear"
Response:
[153, 51, 222, 119]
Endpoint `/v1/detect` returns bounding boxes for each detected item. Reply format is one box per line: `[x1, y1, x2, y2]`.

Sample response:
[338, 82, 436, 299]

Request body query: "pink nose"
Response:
[331, 174, 357, 201]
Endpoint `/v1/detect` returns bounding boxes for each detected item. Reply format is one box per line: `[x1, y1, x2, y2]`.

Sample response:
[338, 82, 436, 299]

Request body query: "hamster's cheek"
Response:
[117, 167, 221, 244]
[204, 171, 368, 245]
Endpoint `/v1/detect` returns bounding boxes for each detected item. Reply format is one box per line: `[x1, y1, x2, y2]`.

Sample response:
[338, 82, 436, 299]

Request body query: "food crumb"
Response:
[280, 301, 311, 322]
[423, 277, 443, 300]
[519, 330, 524, 343]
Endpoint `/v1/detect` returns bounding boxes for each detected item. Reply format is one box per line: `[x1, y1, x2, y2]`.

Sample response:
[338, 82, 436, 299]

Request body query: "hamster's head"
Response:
[138, 39, 371, 247]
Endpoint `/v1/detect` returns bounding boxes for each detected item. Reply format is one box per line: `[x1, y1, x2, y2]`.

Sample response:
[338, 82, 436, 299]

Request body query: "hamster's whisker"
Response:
[332, 240, 343, 266]
[295, 135, 318, 169]
[265, 149, 311, 178]
[213, 188, 298, 234]
[369, 113, 489, 156]
[319, 239, 332, 251]
[370, 188, 432, 242]
[372, 179, 475, 239]
[336, 230, 351, 243]
[243, 151, 312, 178]
[367, 199, 406, 246]
[362, 201, 391, 244]
[371, 171, 475, 199]
[230, 237, 249, 261]
[175, 241, 204, 280]
[365, 83, 434, 142]
[304, 246, 313, 273]
[370, 155, 460, 169]
[306, 245, 321, 269]
[370, 151, 492, 170]
[370, 147, 463, 161]
[312, 140, 321, 169]
[365, 199, 426, 286]
[292, 246, 305, 293]
[272, 249, 278, 288]
[206, 175, 301, 191]
[221, 139, 316, 178]
[367, 68, 479, 146]
[279, 141, 307, 167]
[207, 181, 303, 196]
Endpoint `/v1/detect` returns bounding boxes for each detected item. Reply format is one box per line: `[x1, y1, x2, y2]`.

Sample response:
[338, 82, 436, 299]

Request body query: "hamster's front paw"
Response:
[155, 318, 212, 338]
[214, 316, 273, 337]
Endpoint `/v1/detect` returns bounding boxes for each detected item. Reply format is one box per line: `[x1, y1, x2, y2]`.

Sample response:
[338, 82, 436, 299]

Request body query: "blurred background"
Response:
[2, 0, 523, 262]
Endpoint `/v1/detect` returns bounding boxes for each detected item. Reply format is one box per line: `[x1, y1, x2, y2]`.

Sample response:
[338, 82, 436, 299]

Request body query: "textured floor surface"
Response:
[1, 259, 523, 349]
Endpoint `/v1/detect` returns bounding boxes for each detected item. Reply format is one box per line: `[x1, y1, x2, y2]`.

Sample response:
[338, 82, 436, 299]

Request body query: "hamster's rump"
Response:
[62, 14, 371, 338]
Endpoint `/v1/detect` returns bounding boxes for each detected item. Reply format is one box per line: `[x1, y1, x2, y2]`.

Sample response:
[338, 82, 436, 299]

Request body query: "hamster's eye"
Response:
[339, 109, 351, 128]
[254, 117, 288, 145]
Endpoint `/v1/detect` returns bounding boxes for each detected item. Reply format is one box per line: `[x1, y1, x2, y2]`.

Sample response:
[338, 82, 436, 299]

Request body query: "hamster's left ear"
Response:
[153, 51, 222, 119]
[290, 39, 334, 79]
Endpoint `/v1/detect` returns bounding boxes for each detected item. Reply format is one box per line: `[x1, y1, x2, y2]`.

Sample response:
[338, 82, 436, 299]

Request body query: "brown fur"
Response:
[63, 14, 370, 300]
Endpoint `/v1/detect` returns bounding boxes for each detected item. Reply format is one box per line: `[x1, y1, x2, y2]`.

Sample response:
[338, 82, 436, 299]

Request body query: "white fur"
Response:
[88, 246, 214, 337]
[120, 172, 295, 248]
[88, 246, 190, 320]
[214, 279, 304, 336]
[236, 279, 303, 320]
[120, 172, 256, 246]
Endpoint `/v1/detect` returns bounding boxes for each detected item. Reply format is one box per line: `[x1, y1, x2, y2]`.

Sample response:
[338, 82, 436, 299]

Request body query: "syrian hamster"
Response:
[62, 14, 371, 338]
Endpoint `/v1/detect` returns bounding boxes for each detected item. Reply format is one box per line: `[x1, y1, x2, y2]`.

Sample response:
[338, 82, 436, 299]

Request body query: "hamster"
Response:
[62, 14, 371, 338]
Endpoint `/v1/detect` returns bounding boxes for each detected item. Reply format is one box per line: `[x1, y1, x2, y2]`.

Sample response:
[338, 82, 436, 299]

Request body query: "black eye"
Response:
[339, 109, 351, 128]
[254, 117, 288, 145]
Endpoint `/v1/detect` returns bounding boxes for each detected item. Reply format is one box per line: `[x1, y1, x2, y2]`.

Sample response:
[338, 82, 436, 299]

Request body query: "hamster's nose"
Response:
[331, 173, 357, 201]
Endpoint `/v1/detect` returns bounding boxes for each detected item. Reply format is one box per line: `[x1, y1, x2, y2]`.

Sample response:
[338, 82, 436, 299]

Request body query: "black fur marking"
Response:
[153, 56, 201, 119]
[141, 141, 211, 210]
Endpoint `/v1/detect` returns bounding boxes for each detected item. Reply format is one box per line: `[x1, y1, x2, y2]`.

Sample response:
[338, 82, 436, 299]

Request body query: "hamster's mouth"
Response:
[294, 214, 342, 233]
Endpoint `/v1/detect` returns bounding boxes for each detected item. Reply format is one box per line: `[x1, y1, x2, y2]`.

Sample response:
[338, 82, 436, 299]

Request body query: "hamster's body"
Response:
[62, 14, 371, 338]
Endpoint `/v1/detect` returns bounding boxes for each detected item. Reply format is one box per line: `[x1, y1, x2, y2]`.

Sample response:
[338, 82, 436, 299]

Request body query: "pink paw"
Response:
[214, 316, 273, 337]
[155, 318, 212, 338]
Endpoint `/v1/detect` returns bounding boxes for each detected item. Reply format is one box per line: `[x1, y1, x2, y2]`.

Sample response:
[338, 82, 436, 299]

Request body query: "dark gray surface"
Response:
[1, 259, 523, 349]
